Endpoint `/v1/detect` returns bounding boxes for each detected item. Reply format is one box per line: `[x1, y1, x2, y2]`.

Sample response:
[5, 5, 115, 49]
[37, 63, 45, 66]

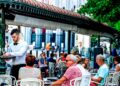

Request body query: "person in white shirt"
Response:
[78, 42, 84, 56]
[76, 55, 91, 76]
[19, 54, 42, 80]
[3, 29, 28, 80]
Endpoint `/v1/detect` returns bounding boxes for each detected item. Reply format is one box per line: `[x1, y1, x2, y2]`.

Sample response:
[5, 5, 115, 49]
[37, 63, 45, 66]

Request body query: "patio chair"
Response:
[70, 77, 81, 86]
[70, 74, 91, 86]
[91, 72, 120, 86]
[0, 75, 16, 86]
[16, 78, 44, 86]
[105, 72, 120, 86]
[57, 61, 67, 77]
[49, 62, 55, 77]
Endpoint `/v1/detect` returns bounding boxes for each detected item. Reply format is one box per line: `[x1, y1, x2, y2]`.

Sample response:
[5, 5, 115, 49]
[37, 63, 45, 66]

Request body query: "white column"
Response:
[20, 26, 26, 41]
[56, 29, 61, 47]
[35, 28, 41, 48]
[46, 29, 51, 44]
[21, 26, 32, 45]
[65, 31, 68, 52]
[26, 27, 31, 45]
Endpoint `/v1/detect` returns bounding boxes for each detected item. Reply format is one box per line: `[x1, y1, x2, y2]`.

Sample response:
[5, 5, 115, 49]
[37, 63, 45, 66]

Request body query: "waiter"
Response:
[4, 29, 28, 80]
[78, 42, 84, 56]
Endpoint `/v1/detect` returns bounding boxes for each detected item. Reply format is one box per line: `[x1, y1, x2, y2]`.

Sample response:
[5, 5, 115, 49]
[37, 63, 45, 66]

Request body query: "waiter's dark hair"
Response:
[26, 54, 35, 66]
[10, 29, 20, 35]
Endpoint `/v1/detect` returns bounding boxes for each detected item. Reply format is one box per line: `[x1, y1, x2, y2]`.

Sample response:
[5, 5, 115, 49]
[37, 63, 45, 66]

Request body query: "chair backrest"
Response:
[49, 62, 55, 69]
[76, 64, 91, 76]
[58, 61, 66, 68]
[105, 72, 120, 86]
[70, 77, 81, 86]
[80, 75, 91, 86]
[16, 78, 44, 86]
[70, 75, 91, 86]
[0, 75, 16, 86]
[112, 72, 120, 84]
[49, 62, 55, 77]
[57, 61, 67, 76]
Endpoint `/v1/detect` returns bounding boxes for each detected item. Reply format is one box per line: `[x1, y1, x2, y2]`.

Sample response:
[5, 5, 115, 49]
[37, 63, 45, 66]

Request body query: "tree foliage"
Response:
[78, 0, 120, 31]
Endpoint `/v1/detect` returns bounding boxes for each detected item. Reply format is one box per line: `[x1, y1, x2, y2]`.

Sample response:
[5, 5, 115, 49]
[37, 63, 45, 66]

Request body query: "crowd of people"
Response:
[2, 29, 120, 86]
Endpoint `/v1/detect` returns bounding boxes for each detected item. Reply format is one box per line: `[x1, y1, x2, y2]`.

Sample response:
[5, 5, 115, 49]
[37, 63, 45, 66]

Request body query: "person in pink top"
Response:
[52, 54, 82, 86]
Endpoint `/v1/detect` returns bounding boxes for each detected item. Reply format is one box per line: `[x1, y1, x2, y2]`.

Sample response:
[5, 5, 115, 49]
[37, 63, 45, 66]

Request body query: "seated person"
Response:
[114, 56, 120, 72]
[91, 54, 109, 86]
[18, 54, 42, 80]
[82, 58, 90, 70]
[47, 53, 56, 63]
[76, 55, 90, 76]
[39, 52, 47, 65]
[38, 52, 48, 77]
[52, 54, 82, 86]
[116, 65, 120, 72]
[76, 55, 83, 64]
[57, 53, 68, 69]
[70, 46, 79, 55]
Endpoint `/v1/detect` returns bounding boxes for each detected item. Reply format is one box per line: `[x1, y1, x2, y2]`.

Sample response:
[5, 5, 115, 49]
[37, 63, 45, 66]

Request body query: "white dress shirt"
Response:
[79, 47, 83, 55]
[8, 40, 28, 65]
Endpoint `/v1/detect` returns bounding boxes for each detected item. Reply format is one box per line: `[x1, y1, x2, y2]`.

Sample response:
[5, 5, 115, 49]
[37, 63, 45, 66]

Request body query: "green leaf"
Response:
[78, 0, 120, 31]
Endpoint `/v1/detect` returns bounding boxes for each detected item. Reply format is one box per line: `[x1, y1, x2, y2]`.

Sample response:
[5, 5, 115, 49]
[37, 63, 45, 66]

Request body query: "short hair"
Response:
[64, 53, 68, 58]
[70, 46, 79, 55]
[26, 54, 35, 66]
[114, 56, 120, 63]
[96, 54, 105, 61]
[10, 29, 20, 35]
[50, 53, 54, 57]
[69, 54, 77, 62]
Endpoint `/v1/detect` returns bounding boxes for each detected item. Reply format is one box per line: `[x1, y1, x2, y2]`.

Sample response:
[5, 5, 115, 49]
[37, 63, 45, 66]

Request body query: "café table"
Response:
[46, 77, 58, 81]
[44, 77, 58, 86]
[44, 80, 52, 86]
[40, 64, 48, 68]
[0, 55, 16, 59]
[0, 55, 15, 74]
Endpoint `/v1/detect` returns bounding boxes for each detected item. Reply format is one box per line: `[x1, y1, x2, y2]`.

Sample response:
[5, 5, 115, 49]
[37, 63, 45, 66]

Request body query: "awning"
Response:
[0, 0, 119, 37]
[6, 14, 77, 32]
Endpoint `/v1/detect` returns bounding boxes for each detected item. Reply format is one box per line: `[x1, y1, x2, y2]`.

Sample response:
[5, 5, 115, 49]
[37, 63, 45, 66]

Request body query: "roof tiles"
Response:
[16, 0, 81, 18]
